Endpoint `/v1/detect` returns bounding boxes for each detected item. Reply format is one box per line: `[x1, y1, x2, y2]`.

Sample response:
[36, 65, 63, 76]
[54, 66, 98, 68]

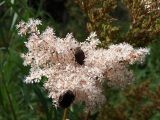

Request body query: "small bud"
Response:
[58, 90, 75, 108]
[75, 47, 85, 65]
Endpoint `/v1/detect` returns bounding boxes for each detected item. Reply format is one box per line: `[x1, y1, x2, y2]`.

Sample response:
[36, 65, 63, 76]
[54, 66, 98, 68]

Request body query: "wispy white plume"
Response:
[17, 19, 149, 110]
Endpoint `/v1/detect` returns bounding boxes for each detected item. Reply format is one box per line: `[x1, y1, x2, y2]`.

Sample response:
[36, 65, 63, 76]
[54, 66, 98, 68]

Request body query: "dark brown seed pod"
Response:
[58, 90, 75, 108]
[75, 47, 85, 65]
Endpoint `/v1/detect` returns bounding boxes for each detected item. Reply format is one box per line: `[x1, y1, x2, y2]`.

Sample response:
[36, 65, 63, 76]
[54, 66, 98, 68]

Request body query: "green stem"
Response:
[85, 110, 90, 120]
[2, 78, 17, 120]
[62, 108, 68, 120]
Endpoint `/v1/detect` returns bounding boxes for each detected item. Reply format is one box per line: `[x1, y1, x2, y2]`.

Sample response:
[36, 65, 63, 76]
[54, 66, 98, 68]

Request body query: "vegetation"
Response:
[0, 0, 160, 120]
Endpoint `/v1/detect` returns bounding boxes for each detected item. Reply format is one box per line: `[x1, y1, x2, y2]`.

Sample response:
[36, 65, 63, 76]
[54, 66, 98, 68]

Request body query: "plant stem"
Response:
[62, 108, 68, 120]
[2, 78, 17, 120]
[85, 110, 90, 120]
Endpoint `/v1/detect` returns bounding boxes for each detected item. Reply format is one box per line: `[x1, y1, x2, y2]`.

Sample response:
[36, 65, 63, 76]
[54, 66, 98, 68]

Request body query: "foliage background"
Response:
[0, 0, 160, 120]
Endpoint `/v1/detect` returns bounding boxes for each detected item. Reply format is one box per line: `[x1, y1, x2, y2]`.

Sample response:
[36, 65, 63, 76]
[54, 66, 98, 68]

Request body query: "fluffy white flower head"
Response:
[141, 0, 160, 10]
[17, 19, 149, 110]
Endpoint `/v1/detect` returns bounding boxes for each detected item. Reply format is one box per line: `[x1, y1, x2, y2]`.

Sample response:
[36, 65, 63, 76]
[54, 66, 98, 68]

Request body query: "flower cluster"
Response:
[17, 19, 149, 110]
[141, 0, 160, 10]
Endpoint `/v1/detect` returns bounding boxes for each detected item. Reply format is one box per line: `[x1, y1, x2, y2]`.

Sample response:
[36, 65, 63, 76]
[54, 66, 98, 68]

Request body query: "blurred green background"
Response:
[0, 0, 160, 120]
